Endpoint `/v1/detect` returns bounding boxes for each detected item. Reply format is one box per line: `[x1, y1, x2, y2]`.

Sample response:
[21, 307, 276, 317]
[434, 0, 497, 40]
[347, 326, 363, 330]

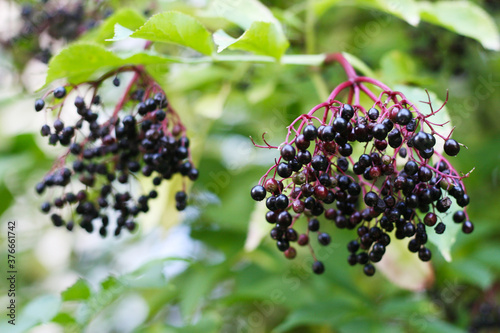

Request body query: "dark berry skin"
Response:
[453, 211, 466, 223]
[372, 124, 388, 140]
[462, 221, 474, 234]
[53, 86, 66, 99]
[444, 139, 460, 156]
[367, 108, 379, 120]
[341, 104, 355, 119]
[396, 108, 412, 125]
[435, 222, 446, 234]
[280, 144, 296, 161]
[363, 264, 375, 276]
[35, 99, 45, 111]
[303, 125, 318, 141]
[251, 185, 266, 201]
[312, 261, 325, 274]
[308, 219, 320, 231]
[333, 117, 348, 133]
[364, 191, 378, 207]
[418, 248, 432, 261]
[318, 233, 331, 246]
[277, 162, 293, 178]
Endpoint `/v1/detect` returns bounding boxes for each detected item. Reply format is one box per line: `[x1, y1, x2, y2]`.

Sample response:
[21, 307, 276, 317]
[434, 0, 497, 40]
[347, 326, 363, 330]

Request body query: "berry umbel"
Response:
[35, 66, 197, 236]
[250, 53, 473, 276]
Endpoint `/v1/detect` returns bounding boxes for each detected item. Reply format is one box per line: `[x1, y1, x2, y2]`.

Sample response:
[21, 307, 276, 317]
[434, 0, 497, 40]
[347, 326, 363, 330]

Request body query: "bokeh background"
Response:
[0, 0, 500, 332]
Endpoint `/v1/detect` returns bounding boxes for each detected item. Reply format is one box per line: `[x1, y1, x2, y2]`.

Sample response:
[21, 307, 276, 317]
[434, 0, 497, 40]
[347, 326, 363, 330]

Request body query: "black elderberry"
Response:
[462, 220, 474, 234]
[308, 218, 320, 231]
[275, 194, 289, 209]
[453, 211, 466, 223]
[444, 139, 460, 156]
[418, 247, 432, 261]
[396, 108, 412, 125]
[333, 117, 348, 133]
[341, 104, 355, 119]
[435, 222, 446, 234]
[312, 261, 325, 274]
[311, 155, 328, 172]
[318, 232, 331, 245]
[367, 108, 379, 120]
[251, 185, 266, 201]
[303, 125, 318, 140]
[277, 163, 293, 178]
[112, 77, 120, 87]
[53, 86, 66, 99]
[280, 144, 296, 161]
[363, 264, 375, 276]
[364, 191, 378, 207]
[35, 99, 45, 111]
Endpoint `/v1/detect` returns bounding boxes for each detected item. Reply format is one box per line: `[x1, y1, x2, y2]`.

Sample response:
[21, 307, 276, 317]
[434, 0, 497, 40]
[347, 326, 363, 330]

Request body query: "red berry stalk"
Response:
[251, 53, 473, 276]
[34, 65, 197, 236]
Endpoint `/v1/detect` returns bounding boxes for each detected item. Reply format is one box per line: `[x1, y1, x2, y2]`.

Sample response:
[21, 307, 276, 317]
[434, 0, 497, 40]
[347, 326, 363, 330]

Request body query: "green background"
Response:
[0, 0, 499, 332]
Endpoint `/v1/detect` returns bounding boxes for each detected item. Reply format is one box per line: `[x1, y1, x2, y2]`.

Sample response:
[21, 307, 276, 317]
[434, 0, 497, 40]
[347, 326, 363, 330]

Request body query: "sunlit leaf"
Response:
[419, 1, 500, 51]
[130, 11, 214, 55]
[62, 279, 92, 301]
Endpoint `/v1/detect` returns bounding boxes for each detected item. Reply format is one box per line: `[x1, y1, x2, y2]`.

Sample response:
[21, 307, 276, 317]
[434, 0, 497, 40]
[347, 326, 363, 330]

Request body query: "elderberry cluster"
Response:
[1, 1, 112, 65]
[251, 91, 472, 277]
[35, 69, 197, 236]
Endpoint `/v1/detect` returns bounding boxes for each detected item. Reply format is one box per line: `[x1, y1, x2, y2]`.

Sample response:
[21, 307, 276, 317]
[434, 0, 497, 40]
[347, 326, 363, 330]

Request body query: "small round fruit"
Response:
[250, 185, 266, 201]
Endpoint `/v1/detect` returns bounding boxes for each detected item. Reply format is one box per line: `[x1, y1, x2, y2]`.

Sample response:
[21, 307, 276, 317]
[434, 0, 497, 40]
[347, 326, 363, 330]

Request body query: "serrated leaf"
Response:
[83, 8, 146, 44]
[62, 279, 92, 301]
[204, 0, 281, 30]
[106, 23, 134, 42]
[418, 1, 500, 51]
[130, 11, 213, 55]
[225, 21, 289, 60]
[212, 29, 237, 53]
[44, 43, 177, 86]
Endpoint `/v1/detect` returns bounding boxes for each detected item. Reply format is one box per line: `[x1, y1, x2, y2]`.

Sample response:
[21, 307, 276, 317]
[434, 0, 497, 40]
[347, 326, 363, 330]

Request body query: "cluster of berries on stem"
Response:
[34, 65, 197, 236]
[251, 53, 473, 276]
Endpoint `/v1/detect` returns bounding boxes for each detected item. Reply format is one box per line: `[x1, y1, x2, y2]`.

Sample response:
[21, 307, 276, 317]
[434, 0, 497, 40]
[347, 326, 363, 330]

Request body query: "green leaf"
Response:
[204, 0, 281, 30]
[223, 21, 289, 60]
[83, 8, 146, 43]
[426, 200, 462, 262]
[315, 0, 420, 26]
[343, 52, 376, 78]
[130, 11, 214, 55]
[62, 279, 92, 301]
[8, 295, 62, 332]
[380, 50, 417, 84]
[44, 43, 177, 86]
[106, 23, 134, 42]
[274, 299, 359, 332]
[421, 319, 468, 333]
[393, 85, 452, 153]
[449, 260, 494, 289]
[45, 43, 124, 85]
[418, 1, 500, 51]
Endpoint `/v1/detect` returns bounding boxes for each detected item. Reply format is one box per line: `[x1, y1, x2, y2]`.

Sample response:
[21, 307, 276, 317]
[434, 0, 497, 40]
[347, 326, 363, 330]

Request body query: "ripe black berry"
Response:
[444, 139, 460, 156]
[35, 99, 45, 111]
[53, 86, 66, 99]
[303, 125, 318, 140]
[396, 108, 412, 125]
[312, 261, 325, 274]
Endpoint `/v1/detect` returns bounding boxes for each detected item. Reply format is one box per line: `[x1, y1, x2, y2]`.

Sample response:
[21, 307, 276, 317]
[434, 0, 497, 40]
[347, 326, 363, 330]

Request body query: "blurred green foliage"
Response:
[1, 0, 500, 332]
